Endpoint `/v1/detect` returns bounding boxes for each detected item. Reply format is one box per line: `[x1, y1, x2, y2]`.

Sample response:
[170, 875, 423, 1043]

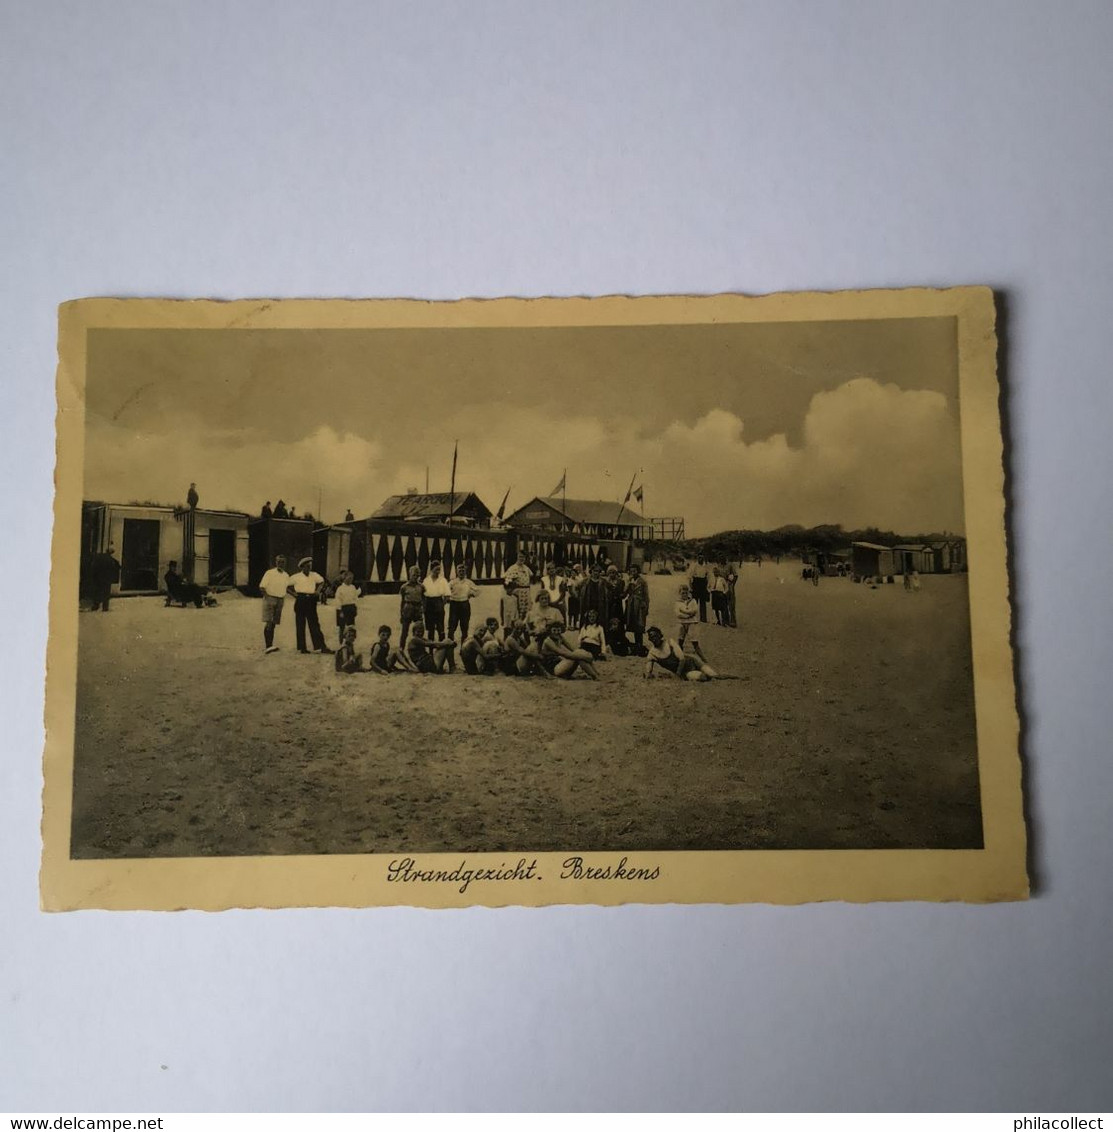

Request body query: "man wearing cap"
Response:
[258, 554, 290, 653]
[288, 556, 333, 655]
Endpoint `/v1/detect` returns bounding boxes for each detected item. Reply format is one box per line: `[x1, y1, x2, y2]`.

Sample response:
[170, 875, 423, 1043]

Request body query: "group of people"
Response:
[256, 550, 732, 683]
[259, 501, 357, 523]
[686, 552, 739, 628]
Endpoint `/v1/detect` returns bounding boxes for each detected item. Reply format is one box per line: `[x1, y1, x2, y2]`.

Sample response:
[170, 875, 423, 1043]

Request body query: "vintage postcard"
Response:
[42, 288, 1027, 909]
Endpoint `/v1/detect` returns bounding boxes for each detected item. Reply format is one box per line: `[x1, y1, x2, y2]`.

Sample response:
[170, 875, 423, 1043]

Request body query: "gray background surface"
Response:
[3, 0, 1111, 1112]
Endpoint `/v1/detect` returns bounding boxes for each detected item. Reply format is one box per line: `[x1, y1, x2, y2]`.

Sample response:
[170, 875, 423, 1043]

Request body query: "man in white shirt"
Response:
[289, 556, 333, 655]
[447, 563, 480, 641]
[258, 554, 290, 653]
[421, 560, 453, 640]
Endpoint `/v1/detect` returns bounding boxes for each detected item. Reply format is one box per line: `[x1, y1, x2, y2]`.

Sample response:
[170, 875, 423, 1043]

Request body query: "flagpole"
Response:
[561, 468, 566, 533]
[448, 440, 458, 566]
[616, 471, 637, 528]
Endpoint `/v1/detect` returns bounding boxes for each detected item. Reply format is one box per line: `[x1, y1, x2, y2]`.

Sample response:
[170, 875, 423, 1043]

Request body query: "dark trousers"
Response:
[424, 596, 446, 640]
[91, 583, 112, 611]
[294, 594, 327, 651]
[447, 600, 471, 640]
[336, 603, 357, 643]
[691, 577, 710, 622]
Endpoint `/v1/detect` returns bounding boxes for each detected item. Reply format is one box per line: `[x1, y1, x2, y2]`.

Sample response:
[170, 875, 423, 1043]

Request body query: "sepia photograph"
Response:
[43, 289, 1026, 908]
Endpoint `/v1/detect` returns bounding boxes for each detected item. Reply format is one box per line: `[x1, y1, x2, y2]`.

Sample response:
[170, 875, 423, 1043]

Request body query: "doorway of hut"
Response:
[208, 528, 237, 587]
[120, 518, 161, 591]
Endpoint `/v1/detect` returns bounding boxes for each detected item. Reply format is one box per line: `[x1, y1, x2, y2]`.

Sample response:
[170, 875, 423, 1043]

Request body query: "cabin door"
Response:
[209, 528, 237, 586]
[120, 518, 161, 591]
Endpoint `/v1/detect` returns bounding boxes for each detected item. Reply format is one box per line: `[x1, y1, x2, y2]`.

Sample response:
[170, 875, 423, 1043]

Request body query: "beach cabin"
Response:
[851, 541, 898, 579]
[81, 501, 250, 596]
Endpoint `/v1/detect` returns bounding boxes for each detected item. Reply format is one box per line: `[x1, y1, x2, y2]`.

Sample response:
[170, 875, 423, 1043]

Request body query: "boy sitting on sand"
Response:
[460, 624, 491, 675]
[540, 622, 601, 680]
[334, 626, 364, 674]
[406, 624, 458, 674]
[368, 624, 417, 674]
[502, 620, 553, 677]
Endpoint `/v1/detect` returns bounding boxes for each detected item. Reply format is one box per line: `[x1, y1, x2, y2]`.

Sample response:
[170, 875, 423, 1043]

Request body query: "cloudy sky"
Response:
[83, 317, 964, 537]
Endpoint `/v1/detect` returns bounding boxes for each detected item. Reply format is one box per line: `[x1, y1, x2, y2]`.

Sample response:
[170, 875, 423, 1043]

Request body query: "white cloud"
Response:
[84, 378, 965, 535]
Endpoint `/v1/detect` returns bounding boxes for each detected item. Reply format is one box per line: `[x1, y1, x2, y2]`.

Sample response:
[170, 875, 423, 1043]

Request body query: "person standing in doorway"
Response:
[289, 556, 333, 654]
[89, 544, 121, 611]
[258, 553, 290, 653]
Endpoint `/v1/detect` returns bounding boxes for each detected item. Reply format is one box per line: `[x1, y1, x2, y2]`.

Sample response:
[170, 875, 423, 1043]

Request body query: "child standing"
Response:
[334, 570, 360, 645]
[398, 566, 425, 649]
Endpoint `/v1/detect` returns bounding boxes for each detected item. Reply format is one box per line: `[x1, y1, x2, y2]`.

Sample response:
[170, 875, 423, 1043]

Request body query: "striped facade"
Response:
[346, 519, 607, 591]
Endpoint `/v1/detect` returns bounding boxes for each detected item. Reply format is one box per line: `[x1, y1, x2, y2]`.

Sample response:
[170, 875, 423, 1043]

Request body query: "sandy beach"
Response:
[69, 564, 982, 857]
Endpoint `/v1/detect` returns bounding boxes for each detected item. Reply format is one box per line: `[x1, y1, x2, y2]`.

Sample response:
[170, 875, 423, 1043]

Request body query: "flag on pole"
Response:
[633, 485, 644, 506]
[448, 441, 458, 527]
[496, 486, 512, 522]
[550, 472, 566, 496]
[616, 472, 638, 523]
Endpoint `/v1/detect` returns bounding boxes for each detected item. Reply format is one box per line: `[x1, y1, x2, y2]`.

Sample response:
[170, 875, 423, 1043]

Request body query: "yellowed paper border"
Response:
[42, 287, 1027, 909]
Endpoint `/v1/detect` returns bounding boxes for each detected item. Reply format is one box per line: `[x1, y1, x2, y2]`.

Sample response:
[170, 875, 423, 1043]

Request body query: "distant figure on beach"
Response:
[288, 556, 332, 655]
[260, 501, 273, 520]
[689, 553, 711, 622]
[334, 627, 364, 673]
[910, 568, 922, 593]
[258, 554, 290, 653]
[726, 562, 739, 627]
[89, 545, 121, 612]
[398, 566, 425, 649]
[711, 566, 729, 626]
[273, 499, 288, 518]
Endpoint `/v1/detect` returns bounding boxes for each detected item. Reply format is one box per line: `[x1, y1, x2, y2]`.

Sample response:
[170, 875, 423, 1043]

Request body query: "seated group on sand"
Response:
[333, 555, 730, 682]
